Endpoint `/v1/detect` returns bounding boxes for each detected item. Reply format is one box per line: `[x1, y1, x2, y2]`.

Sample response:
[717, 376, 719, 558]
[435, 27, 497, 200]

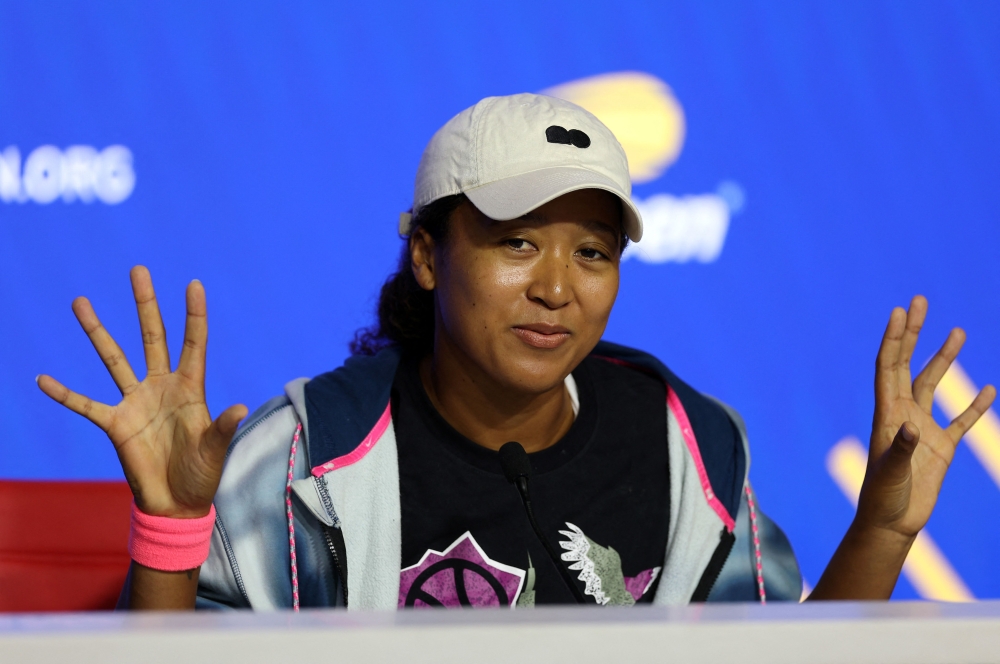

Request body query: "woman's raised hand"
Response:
[858, 295, 996, 541]
[808, 295, 995, 601]
[37, 266, 247, 518]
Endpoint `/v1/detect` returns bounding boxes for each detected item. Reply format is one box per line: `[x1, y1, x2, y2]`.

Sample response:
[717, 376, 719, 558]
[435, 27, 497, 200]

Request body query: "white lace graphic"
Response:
[558, 522, 609, 605]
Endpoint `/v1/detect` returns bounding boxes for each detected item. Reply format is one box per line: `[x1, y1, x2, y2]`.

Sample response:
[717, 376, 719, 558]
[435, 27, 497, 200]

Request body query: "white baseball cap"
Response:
[400, 93, 643, 242]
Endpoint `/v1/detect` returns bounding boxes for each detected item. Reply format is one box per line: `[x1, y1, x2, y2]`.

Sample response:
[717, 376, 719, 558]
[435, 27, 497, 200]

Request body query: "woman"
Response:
[38, 94, 995, 610]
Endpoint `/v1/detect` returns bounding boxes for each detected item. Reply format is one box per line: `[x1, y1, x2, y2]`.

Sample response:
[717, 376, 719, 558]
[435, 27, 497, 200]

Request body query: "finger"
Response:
[130, 265, 171, 377]
[896, 296, 928, 397]
[875, 307, 907, 401]
[36, 374, 114, 431]
[876, 422, 920, 485]
[71, 297, 140, 395]
[177, 280, 207, 383]
[912, 328, 966, 411]
[946, 384, 997, 443]
[203, 404, 248, 462]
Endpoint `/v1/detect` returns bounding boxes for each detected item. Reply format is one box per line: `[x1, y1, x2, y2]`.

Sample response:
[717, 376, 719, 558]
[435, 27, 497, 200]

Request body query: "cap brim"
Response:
[463, 167, 643, 242]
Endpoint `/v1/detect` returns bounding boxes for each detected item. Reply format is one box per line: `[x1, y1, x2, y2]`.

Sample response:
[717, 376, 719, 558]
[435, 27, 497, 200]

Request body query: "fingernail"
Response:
[901, 424, 915, 442]
[35, 375, 41, 384]
[192, 279, 201, 284]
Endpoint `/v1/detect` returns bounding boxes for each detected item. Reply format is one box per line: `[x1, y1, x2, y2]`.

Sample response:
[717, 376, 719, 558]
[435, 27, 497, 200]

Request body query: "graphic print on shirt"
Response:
[398, 531, 526, 608]
[400, 526, 661, 608]
[559, 522, 662, 605]
[516, 555, 537, 608]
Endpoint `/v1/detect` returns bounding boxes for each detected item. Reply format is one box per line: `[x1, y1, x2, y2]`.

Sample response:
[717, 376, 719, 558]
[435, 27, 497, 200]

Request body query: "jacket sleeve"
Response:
[707, 484, 803, 602]
[196, 394, 296, 610]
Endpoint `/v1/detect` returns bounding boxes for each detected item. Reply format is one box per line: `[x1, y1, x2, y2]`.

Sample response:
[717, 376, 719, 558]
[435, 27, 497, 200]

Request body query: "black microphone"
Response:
[498, 441, 587, 605]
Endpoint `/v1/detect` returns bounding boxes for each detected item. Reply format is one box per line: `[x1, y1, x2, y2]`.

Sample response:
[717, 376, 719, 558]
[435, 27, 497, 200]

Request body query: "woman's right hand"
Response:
[38, 266, 247, 518]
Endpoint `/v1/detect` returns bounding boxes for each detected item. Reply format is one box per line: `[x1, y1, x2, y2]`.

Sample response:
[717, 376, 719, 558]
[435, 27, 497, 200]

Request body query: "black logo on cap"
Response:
[546, 125, 591, 148]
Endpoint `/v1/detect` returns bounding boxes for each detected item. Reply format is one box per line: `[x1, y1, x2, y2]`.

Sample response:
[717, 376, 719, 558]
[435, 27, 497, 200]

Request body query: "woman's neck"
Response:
[419, 347, 575, 454]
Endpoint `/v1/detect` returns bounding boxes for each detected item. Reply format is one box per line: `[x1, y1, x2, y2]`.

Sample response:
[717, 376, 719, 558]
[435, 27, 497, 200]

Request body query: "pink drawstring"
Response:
[286, 422, 302, 611]
[746, 484, 766, 603]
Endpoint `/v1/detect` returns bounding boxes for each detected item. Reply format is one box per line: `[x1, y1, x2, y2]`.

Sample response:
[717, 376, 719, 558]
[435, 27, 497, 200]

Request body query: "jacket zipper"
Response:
[689, 528, 736, 602]
[322, 524, 349, 608]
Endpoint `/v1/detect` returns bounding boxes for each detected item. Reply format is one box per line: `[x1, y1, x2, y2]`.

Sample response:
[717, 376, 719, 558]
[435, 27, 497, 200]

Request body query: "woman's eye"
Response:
[506, 239, 530, 251]
[579, 248, 607, 260]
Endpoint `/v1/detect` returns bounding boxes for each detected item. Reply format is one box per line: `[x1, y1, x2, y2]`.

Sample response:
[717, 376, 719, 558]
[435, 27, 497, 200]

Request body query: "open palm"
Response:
[859, 295, 996, 538]
[37, 267, 247, 518]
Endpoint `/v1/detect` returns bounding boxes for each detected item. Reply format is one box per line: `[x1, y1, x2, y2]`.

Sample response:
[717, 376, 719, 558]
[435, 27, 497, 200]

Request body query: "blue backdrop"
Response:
[2, 1, 999, 601]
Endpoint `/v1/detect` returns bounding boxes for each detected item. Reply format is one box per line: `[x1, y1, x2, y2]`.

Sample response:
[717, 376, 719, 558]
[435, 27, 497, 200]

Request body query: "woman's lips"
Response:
[512, 325, 571, 349]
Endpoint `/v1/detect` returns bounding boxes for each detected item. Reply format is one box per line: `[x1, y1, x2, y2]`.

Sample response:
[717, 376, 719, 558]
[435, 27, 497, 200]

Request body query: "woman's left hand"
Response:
[810, 295, 994, 600]
[858, 295, 995, 543]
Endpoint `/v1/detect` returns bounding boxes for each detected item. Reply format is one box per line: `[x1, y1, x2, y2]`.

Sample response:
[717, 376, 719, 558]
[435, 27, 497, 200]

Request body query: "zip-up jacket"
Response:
[197, 341, 802, 609]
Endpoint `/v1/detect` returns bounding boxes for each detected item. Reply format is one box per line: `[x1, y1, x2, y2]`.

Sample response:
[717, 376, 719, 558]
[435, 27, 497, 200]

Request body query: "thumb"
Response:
[878, 421, 920, 485]
[204, 404, 248, 459]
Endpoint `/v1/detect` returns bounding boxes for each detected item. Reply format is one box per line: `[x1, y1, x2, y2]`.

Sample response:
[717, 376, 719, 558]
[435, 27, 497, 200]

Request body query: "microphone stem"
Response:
[515, 477, 587, 605]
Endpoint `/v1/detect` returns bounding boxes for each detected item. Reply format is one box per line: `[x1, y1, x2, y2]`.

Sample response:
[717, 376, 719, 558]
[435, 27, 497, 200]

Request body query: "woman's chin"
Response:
[486, 348, 580, 394]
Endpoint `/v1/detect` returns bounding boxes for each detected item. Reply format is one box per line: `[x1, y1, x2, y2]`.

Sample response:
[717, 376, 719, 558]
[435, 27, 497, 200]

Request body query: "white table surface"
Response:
[2, 600, 999, 663]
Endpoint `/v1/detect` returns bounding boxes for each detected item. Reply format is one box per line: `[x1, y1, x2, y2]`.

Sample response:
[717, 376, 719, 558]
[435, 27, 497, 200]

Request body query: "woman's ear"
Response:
[409, 228, 437, 291]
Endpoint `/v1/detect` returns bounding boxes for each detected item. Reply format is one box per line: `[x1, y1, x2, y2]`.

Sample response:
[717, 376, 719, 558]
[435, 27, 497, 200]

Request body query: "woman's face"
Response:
[414, 188, 623, 395]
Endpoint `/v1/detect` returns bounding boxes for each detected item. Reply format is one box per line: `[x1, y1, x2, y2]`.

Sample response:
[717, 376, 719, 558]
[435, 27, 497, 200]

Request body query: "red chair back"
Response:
[0, 480, 132, 612]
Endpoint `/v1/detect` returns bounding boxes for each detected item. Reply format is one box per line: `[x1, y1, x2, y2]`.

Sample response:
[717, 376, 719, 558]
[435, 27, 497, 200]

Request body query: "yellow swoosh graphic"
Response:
[826, 436, 974, 602]
[933, 360, 1000, 490]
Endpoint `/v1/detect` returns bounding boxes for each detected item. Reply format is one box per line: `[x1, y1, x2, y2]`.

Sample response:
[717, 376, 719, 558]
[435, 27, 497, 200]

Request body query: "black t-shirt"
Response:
[393, 355, 670, 608]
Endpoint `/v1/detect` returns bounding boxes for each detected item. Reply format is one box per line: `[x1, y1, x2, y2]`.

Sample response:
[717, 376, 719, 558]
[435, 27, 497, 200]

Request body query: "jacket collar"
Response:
[304, 341, 745, 519]
[305, 345, 403, 474]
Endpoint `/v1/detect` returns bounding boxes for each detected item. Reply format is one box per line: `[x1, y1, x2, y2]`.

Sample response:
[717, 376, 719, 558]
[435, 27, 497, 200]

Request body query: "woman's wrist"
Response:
[847, 518, 917, 559]
[128, 501, 217, 572]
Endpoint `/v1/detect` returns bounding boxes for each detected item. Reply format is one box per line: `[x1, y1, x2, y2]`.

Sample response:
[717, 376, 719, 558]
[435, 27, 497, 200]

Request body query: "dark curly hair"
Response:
[350, 193, 628, 356]
[350, 194, 467, 356]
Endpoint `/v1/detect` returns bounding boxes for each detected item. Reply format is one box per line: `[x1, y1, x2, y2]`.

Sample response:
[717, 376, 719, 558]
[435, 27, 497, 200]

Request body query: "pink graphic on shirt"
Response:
[399, 532, 526, 609]
[624, 566, 662, 602]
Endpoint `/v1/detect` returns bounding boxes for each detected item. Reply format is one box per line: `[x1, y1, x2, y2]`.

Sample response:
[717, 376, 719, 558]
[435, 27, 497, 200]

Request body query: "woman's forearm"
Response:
[123, 561, 201, 610]
[807, 521, 915, 600]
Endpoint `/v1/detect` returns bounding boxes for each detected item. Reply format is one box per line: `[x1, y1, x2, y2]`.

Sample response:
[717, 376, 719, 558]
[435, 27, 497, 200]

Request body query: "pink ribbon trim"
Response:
[312, 401, 392, 477]
[593, 355, 737, 532]
[666, 386, 737, 532]
[128, 502, 216, 572]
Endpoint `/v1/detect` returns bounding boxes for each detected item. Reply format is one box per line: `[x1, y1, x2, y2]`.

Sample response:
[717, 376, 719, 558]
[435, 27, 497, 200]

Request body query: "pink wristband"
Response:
[128, 501, 216, 572]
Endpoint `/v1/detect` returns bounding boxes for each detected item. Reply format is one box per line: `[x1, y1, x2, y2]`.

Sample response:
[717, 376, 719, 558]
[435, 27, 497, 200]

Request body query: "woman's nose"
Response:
[525, 254, 573, 310]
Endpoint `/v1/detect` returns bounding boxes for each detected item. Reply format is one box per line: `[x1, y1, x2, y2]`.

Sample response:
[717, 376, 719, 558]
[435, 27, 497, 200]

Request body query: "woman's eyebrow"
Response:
[504, 213, 620, 245]
[512, 212, 618, 234]
[581, 218, 620, 237]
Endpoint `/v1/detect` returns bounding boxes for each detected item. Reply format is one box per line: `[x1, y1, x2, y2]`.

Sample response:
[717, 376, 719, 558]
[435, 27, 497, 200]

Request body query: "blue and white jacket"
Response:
[197, 341, 802, 609]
